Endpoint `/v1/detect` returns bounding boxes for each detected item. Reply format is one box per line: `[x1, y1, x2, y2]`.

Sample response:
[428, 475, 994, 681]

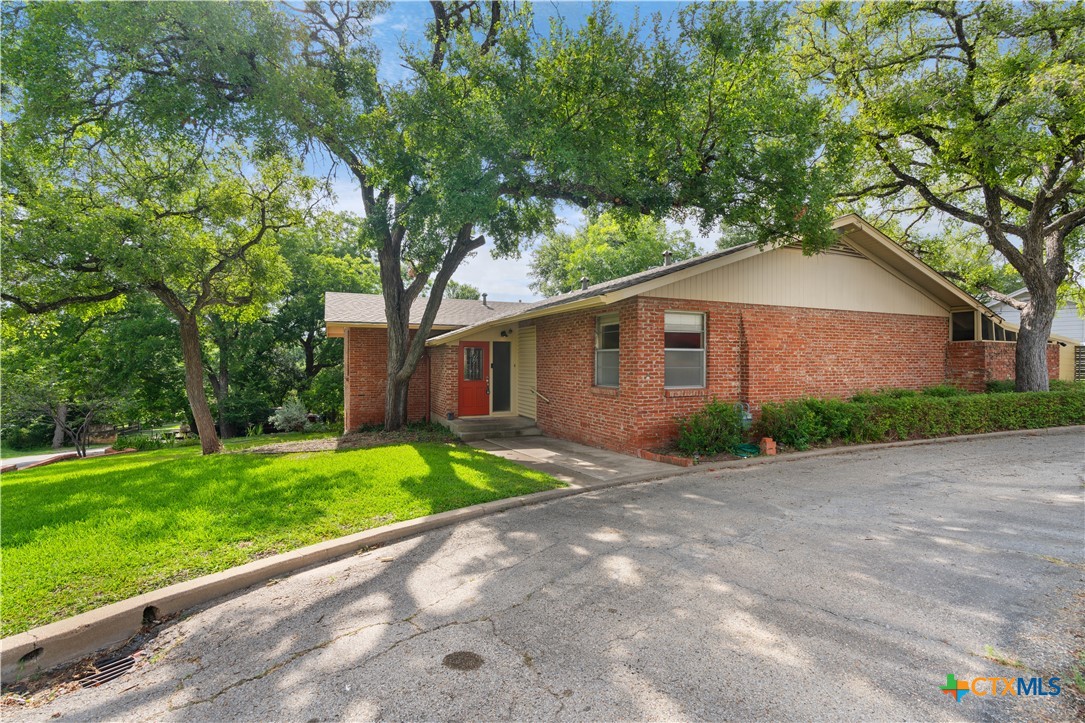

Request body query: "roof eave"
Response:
[834, 214, 1008, 322]
[426, 296, 606, 346]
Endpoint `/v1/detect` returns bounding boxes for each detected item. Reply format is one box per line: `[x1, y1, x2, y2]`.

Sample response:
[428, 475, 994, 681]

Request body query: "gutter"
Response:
[425, 297, 607, 347]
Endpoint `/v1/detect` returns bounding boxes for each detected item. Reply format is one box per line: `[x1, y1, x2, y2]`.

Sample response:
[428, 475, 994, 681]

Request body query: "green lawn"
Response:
[0, 440, 561, 637]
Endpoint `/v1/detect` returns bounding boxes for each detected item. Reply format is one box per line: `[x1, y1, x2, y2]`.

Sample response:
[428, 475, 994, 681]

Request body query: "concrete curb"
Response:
[0, 485, 580, 681]
[2, 424, 1080, 680]
[662, 423, 1085, 476]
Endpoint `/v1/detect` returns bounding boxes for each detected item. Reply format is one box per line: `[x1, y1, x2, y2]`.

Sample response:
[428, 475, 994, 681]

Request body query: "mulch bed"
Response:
[239, 427, 457, 454]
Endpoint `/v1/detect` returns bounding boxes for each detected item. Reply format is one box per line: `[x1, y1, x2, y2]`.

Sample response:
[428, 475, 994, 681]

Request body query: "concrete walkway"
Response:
[1, 446, 108, 470]
[470, 436, 674, 486]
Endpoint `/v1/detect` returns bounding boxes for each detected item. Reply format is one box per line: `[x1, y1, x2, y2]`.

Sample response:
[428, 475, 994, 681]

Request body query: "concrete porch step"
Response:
[457, 427, 543, 442]
[441, 415, 543, 442]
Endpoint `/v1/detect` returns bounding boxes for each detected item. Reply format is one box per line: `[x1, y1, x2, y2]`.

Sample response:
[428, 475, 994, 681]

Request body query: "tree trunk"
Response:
[208, 329, 233, 439]
[1014, 290, 1056, 392]
[384, 370, 411, 430]
[51, 403, 67, 449]
[178, 315, 224, 454]
[72, 413, 90, 457]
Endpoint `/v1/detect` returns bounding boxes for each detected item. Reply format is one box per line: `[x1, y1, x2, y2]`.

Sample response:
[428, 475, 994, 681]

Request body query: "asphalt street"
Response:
[8, 430, 1084, 721]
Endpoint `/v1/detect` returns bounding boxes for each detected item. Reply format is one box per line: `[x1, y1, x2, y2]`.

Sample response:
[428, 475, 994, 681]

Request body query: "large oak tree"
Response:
[1, 133, 313, 454]
[5, 1, 847, 428]
[795, 0, 1085, 391]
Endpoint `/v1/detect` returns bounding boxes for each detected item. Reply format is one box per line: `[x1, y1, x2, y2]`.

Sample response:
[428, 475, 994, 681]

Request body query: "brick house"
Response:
[326, 215, 1060, 453]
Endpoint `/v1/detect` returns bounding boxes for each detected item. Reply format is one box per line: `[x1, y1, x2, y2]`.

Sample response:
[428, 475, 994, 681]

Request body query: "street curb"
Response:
[0, 485, 580, 681]
[2, 424, 1080, 680]
[658, 424, 1085, 476]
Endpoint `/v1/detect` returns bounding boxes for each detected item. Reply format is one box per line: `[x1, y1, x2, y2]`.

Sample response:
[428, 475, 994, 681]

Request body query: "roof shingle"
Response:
[324, 292, 526, 327]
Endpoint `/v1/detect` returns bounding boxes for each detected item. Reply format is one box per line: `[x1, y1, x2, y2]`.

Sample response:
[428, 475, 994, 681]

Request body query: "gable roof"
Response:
[423, 242, 759, 341]
[324, 292, 525, 336]
[426, 214, 1004, 346]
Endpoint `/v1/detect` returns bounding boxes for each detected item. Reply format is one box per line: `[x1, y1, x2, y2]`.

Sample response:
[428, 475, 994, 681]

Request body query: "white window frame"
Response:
[594, 313, 620, 388]
[663, 311, 706, 389]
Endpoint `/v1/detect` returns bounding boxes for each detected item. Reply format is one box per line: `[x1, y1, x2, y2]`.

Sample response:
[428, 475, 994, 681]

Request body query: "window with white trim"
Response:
[664, 311, 705, 388]
[595, 313, 620, 387]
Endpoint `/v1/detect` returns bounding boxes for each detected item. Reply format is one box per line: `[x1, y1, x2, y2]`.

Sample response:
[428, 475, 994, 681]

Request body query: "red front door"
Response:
[458, 342, 489, 416]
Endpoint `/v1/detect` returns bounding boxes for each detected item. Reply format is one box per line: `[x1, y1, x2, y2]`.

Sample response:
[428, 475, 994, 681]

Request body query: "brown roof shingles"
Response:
[324, 292, 527, 327]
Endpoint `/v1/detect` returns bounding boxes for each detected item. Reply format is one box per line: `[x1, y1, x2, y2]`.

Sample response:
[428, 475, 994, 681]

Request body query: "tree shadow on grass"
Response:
[0, 442, 561, 636]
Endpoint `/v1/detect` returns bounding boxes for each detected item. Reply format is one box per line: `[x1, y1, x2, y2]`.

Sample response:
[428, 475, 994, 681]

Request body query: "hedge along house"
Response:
[325, 215, 1061, 453]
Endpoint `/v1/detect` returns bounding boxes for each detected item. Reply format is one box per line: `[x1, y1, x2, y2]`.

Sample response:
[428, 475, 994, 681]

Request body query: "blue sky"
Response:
[317, 1, 719, 301]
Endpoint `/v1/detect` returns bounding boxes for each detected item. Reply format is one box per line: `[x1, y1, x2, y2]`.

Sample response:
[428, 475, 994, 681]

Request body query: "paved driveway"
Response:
[1, 447, 108, 470]
[9, 431, 1084, 721]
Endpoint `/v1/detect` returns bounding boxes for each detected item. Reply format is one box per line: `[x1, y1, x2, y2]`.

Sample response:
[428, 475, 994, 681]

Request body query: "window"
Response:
[463, 346, 483, 380]
[1005, 330, 1017, 342]
[664, 312, 705, 388]
[951, 311, 975, 341]
[595, 314, 620, 387]
[982, 315, 995, 341]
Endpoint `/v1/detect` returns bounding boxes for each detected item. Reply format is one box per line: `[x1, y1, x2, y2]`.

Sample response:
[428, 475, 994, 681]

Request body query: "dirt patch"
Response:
[240, 425, 456, 454]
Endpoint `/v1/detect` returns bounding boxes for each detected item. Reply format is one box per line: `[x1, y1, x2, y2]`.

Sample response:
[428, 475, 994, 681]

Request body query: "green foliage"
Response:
[758, 388, 1085, 450]
[0, 439, 561, 635]
[794, 1, 1085, 390]
[112, 435, 169, 452]
[920, 385, 968, 398]
[301, 367, 344, 423]
[268, 396, 310, 433]
[675, 398, 747, 456]
[444, 281, 481, 300]
[985, 380, 1017, 394]
[0, 417, 54, 452]
[531, 212, 700, 296]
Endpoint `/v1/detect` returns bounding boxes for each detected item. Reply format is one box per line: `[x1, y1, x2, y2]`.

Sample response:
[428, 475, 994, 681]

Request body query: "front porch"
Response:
[437, 414, 541, 442]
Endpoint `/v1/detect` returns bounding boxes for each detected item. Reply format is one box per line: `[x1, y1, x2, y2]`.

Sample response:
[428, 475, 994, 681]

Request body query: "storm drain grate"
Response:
[78, 651, 144, 688]
[442, 651, 483, 671]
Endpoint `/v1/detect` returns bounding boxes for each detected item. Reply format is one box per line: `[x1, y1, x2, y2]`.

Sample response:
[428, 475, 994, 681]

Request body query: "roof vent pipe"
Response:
[481, 293, 488, 306]
[663, 250, 673, 266]
[580, 276, 590, 291]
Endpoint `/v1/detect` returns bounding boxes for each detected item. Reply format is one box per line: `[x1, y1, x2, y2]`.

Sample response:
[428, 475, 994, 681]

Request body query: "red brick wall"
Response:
[428, 344, 459, 421]
[948, 341, 1060, 391]
[343, 328, 429, 430]
[733, 303, 949, 403]
[533, 299, 645, 451]
[532, 297, 951, 453]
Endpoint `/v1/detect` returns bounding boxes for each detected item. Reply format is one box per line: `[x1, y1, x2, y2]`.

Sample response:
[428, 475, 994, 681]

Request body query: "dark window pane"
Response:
[995, 325, 1005, 341]
[664, 331, 702, 349]
[464, 347, 483, 380]
[951, 311, 975, 341]
[1006, 330, 1017, 341]
[600, 324, 620, 350]
[982, 316, 994, 341]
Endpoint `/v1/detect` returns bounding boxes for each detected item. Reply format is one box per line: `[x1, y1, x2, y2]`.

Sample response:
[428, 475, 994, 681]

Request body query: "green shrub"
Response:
[757, 388, 1085, 449]
[269, 396, 310, 433]
[113, 434, 168, 451]
[757, 400, 824, 450]
[1, 417, 55, 450]
[985, 379, 1016, 393]
[920, 385, 968, 398]
[676, 398, 747, 456]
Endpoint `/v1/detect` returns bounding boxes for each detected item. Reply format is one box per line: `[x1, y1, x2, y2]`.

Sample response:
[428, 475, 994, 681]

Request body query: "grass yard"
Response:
[0, 439, 562, 637]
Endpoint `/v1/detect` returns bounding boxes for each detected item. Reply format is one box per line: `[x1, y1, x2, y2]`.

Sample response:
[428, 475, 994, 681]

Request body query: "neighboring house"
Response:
[987, 288, 1084, 382]
[325, 215, 1062, 454]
